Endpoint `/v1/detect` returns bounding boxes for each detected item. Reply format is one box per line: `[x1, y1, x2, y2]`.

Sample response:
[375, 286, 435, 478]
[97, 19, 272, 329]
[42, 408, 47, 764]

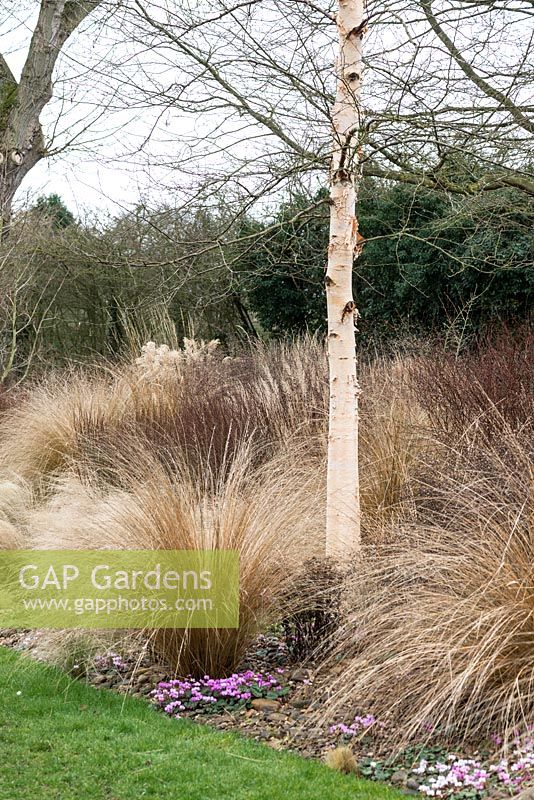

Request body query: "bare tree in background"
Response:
[1, 0, 531, 552]
[2, 1, 532, 230]
[0, 1, 102, 234]
[120, 0, 532, 555]
[122, 0, 532, 202]
[112, 0, 533, 321]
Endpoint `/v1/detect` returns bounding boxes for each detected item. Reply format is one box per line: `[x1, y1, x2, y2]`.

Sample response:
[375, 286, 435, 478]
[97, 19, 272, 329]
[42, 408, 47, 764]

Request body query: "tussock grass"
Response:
[0, 339, 331, 672]
[0, 337, 423, 539]
[359, 357, 430, 534]
[26, 629, 119, 676]
[0, 337, 327, 486]
[2, 329, 532, 739]
[0, 479, 32, 548]
[323, 430, 534, 747]
[325, 746, 359, 774]
[28, 443, 324, 674]
[0, 337, 437, 674]
[0, 373, 127, 490]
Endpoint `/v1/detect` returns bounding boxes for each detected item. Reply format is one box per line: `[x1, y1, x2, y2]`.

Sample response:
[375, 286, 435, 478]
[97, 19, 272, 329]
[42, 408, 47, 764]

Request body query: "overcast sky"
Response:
[2, 1, 531, 221]
[1, 2, 185, 219]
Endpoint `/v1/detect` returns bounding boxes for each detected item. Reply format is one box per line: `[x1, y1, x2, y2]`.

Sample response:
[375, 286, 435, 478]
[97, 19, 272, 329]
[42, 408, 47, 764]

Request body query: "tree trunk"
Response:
[0, 146, 43, 238]
[325, 0, 365, 558]
[0, 2, 101, 235]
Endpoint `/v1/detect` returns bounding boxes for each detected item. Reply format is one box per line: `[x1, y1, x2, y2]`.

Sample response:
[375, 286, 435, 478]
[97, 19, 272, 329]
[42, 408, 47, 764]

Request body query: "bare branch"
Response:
[420, 0, 534, 135]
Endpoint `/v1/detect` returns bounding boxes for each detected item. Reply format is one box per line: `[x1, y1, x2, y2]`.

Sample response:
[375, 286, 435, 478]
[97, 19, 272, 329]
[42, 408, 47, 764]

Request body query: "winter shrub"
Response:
[408, 324, 534, 443]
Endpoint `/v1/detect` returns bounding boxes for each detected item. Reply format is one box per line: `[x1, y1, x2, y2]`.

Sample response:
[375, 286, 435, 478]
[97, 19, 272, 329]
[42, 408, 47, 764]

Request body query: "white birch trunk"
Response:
[325, 0, 365, 558]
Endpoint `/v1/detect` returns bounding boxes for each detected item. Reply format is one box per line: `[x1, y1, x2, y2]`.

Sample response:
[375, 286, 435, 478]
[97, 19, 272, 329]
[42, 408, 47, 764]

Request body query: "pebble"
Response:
[269, 713, 289, 723]
[289, 695, 311, 709]
[390, 769, 408, 786]
[290, 669, 310, 682]
[250, 698, 281, 714]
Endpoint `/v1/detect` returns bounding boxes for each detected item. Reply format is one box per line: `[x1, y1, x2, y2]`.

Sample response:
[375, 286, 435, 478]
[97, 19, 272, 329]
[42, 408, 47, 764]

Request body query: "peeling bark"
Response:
[325, 0, 365, 557]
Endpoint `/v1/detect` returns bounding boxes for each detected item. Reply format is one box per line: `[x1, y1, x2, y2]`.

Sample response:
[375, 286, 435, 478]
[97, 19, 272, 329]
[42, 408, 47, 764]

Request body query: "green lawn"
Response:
[0, 646, 401, 800]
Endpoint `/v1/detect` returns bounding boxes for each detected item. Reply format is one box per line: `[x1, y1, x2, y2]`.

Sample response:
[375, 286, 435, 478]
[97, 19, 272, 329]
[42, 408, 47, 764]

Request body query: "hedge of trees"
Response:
[0, 181, 532, 379]
[240, 182, 533, 347]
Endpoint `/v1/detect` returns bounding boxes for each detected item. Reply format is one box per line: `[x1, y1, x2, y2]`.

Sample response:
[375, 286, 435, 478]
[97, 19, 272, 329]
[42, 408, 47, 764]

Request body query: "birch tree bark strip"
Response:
[325, 0, 365, 557]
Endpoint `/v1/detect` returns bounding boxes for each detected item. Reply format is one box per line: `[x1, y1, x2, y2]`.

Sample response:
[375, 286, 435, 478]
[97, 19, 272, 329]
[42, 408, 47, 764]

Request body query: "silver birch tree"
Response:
[325, 0, 365, 556]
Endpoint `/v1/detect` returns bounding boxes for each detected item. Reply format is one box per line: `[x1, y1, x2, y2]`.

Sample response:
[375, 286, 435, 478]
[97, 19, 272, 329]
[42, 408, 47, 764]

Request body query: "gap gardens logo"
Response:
[0, 550, 239, 629]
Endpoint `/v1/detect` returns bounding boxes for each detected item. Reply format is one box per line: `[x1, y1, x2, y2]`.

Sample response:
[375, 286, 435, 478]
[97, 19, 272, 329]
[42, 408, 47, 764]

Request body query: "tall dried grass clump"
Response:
[0, 335, 440, 678]
[324, 430, 534, 747]
[359, 357, 430, 532]
[0, 480, 31, 548]
[0, 338, 329, 675]
[28, 443, 324, 675]
[0, 337, 328, 492]
[0, 337, 435, 557]
[0, 373, 128, 490]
